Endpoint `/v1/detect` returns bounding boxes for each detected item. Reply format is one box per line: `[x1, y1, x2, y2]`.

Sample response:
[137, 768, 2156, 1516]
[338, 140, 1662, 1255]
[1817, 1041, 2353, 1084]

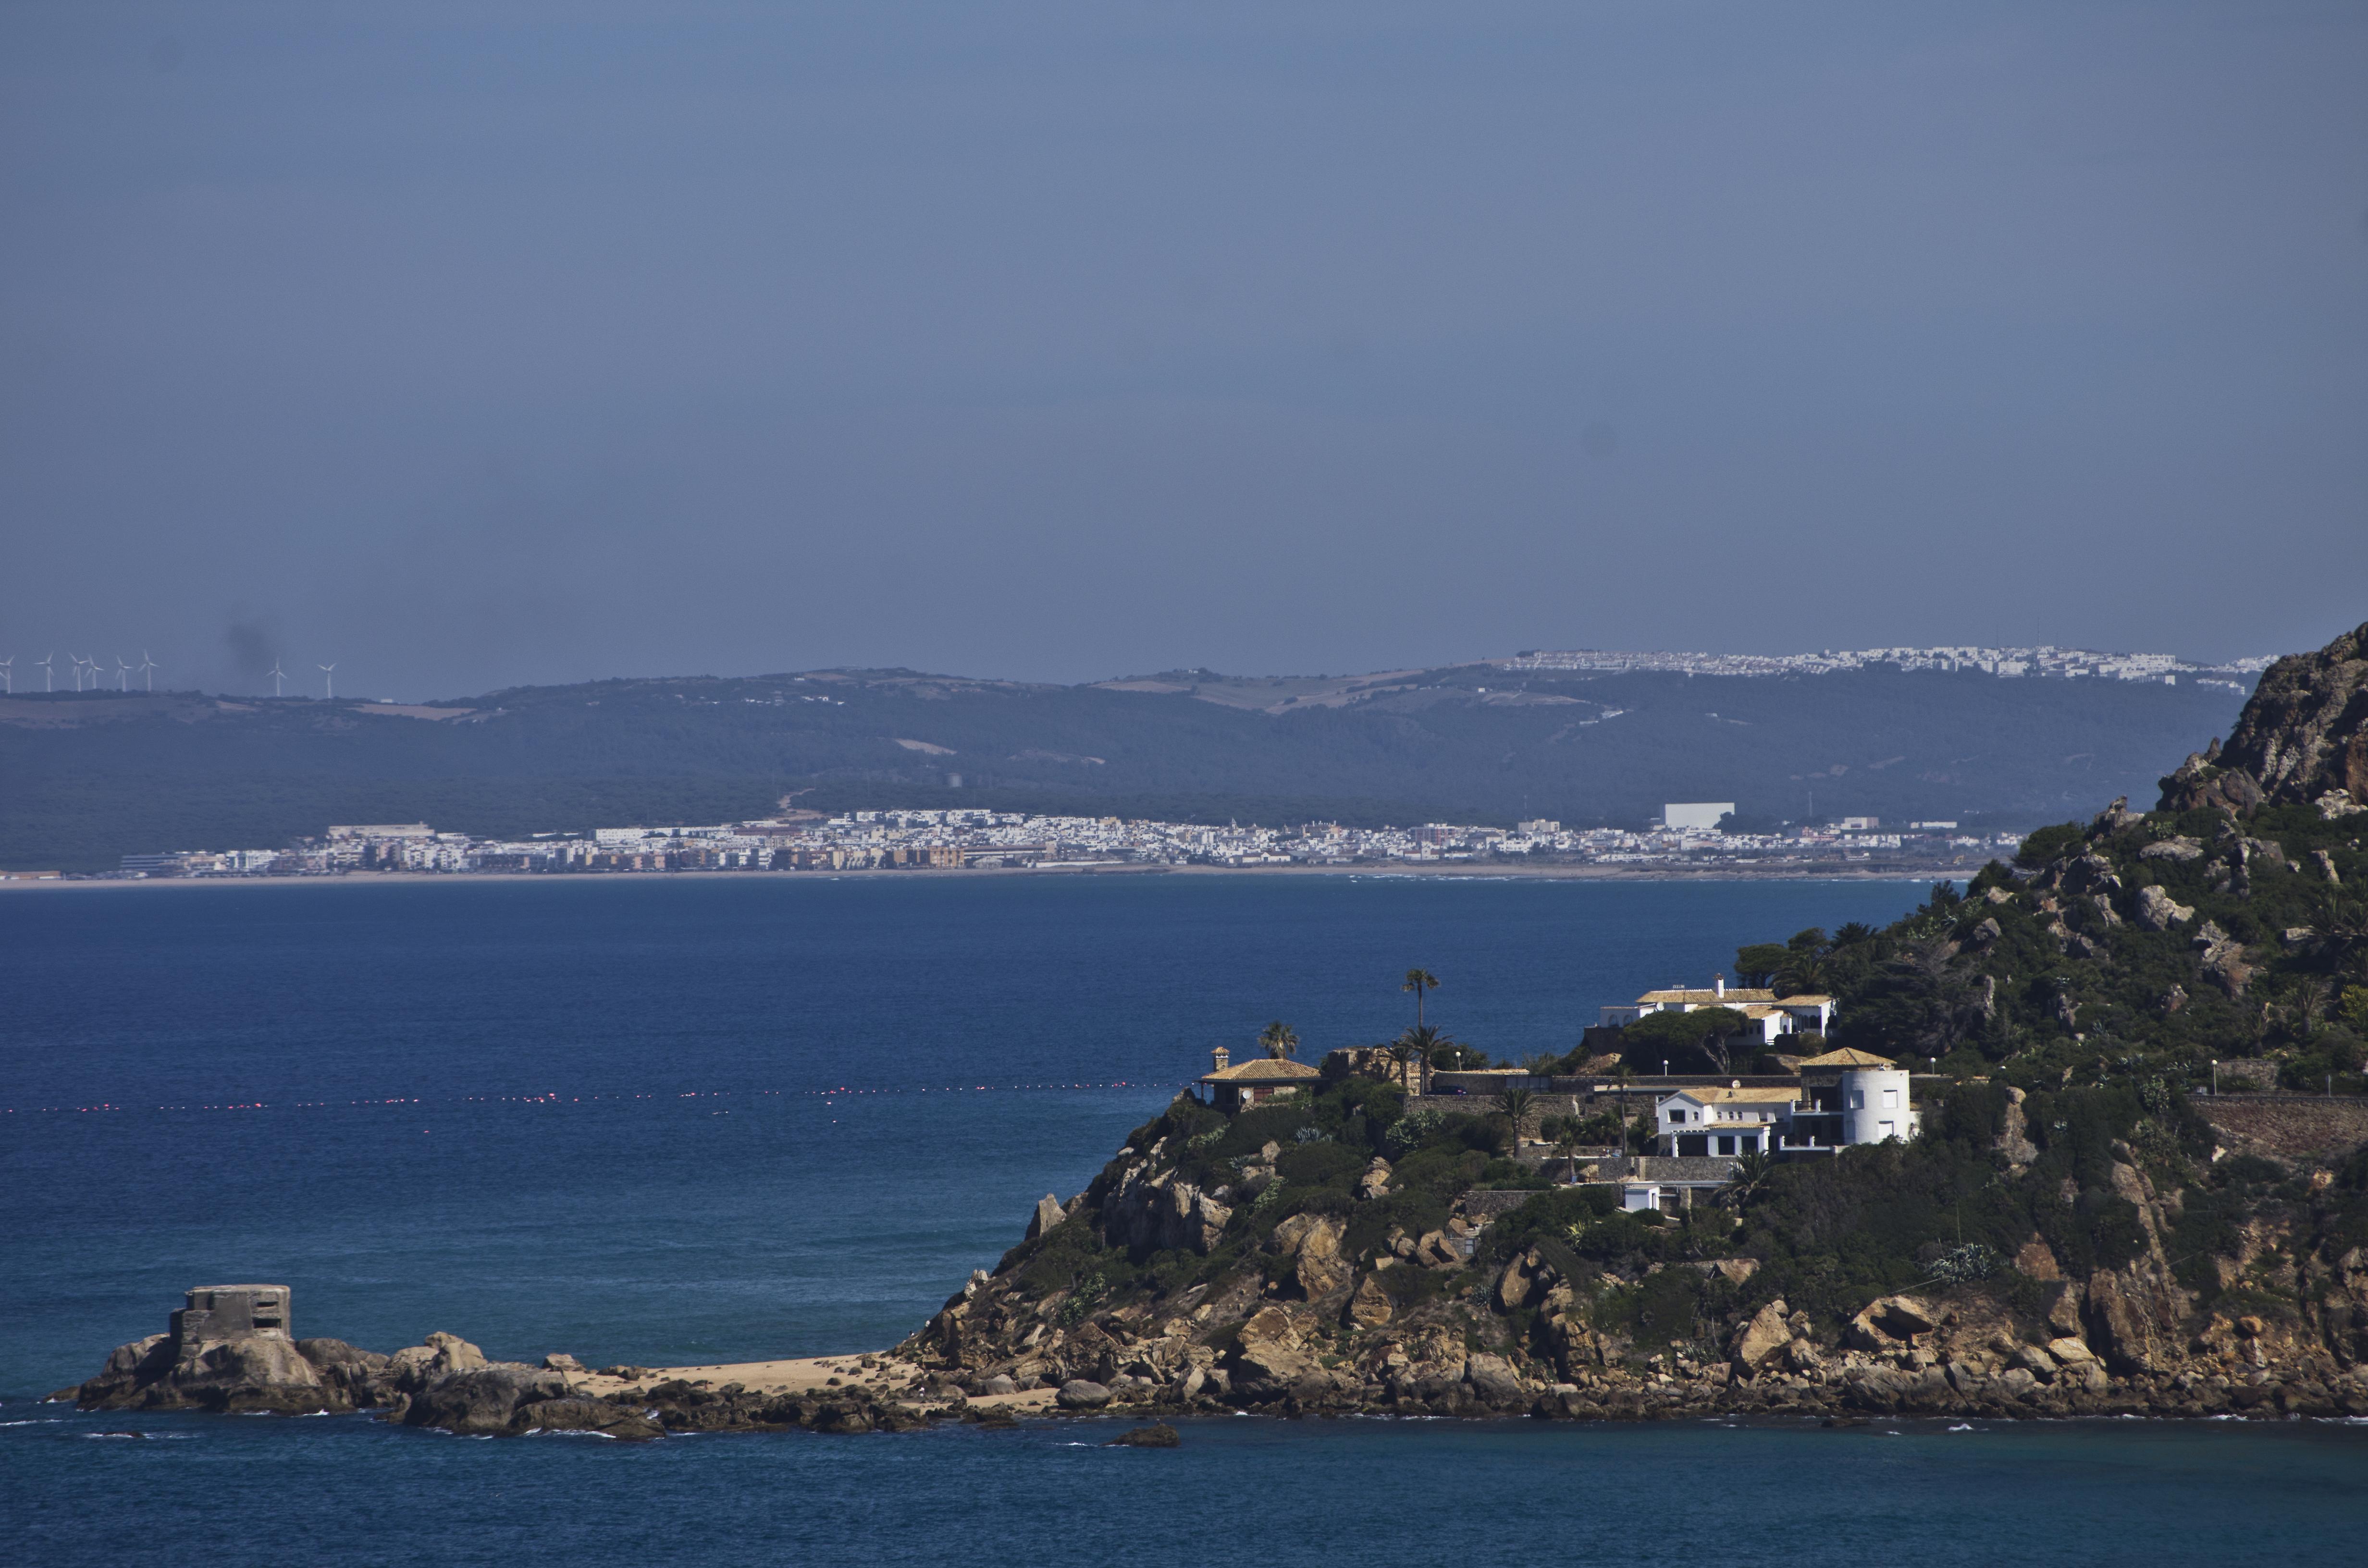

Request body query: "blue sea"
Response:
[5, 872, 2365, 1566]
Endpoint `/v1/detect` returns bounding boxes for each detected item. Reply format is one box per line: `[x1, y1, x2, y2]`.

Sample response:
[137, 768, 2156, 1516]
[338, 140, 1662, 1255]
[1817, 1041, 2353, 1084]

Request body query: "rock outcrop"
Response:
[2160, 620, 2368, 812]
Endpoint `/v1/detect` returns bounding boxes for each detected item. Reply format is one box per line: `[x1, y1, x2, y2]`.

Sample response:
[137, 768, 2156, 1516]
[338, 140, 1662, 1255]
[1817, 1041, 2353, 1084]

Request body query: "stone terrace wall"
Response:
[2198, 1096, 2368, 1163]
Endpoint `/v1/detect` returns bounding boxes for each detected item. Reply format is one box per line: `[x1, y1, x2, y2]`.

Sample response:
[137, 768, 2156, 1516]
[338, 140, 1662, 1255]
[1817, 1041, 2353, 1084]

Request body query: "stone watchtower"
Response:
[171, 1284, 292, 1346]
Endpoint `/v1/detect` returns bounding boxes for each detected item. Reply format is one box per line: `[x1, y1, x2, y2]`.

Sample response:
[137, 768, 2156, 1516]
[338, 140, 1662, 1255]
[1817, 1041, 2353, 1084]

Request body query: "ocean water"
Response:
[7, 871, 2366, 1566]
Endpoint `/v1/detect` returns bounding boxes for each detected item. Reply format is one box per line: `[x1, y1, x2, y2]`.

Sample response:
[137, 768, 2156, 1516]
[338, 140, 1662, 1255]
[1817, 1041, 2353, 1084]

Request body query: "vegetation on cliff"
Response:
[894, 623, 2368, 1421]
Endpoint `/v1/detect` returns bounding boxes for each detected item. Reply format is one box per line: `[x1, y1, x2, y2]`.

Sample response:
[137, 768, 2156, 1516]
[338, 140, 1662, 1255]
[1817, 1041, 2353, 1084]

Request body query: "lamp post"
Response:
[2210, 1059, 2218, 1096]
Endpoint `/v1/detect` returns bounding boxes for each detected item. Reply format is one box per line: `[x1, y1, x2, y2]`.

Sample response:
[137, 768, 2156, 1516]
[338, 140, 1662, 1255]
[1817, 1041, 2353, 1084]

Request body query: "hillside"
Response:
[876, 622, 2368, 1424]
[1, 660, 2246, 871]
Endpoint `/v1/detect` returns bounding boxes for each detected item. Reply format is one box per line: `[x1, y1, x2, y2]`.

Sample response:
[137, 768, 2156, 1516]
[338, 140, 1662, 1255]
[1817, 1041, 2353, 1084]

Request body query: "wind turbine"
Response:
[0, 657, 12, 695]
[69, 654, 88, 692]
[37, 652, 53, 692]
[137, 650, 158, 692]
[115, 655, 130, 692]
[268, 660, 287, 697]
[319, 662, 336, 699]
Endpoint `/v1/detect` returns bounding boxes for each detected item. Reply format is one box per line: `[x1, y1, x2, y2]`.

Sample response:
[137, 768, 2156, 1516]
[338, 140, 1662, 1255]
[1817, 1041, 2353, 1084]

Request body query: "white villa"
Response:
[1654, 1085, 1800, 1157]
[1654, 1048, 1922, 1157]
[1599, 974, 1836, 1046]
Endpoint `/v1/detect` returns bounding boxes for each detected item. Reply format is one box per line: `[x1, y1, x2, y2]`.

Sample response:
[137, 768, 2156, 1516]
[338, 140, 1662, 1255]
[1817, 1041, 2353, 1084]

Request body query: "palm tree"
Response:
[1546, 1115, 1583, 1184]
[1381, 1037, 1420, 1092]
[1258, 1020, 1300, 1060]
[1721, 1151, 1774, 1209]
[1498, 1087, 1537, 1149]
[1403, 967, 1441, 1027]
[1773, 951, 1833, 998]
[1394, 1022, 1457, 1089]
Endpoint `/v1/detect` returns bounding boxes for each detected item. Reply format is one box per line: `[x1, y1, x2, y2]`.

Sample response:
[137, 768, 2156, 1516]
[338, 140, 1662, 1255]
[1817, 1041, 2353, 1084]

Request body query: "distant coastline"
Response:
[0, 860, 1949, 891]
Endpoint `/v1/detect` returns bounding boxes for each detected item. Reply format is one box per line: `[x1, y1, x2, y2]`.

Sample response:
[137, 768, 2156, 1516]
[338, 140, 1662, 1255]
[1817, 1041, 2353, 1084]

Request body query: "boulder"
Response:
[1463, 1353, 1528, 1408]
[1110, 1422, 1180, 1447]
[2193, 922, 2254, 998]
[510, 1397, 664, 1440]
[1357, 1158, 1394, 1200]
[540, 1352, 584, 1374]
[1293, 1216, 1353, 1299]
[386, 1331, 488, 1393]
[298, 1338, 393, 1406]
[1055, 1379, 1113, 1409]
[2082, 1264, 2185, 1375]
[402, 1365, 571, 1434]
[1345, 1273, 1395, 1331]
[980, 1374, 1018, 1396]
[1845, 1295, 1937, 1350]
[1229, 1306, 1319, 1398]
[1102, 1163, 1231, 1255]
[1729, 1299, 1792, 1376]
[77, 1304, 378, 1416]
[1027, 1194, 1067, 1240]
[1996, 1088, 2038, 1166]
[814, 1402, 874, 1434]
[1495, 1252, 1538, 1312]
[73, 1335, 171, 1408]
[1413, 1229, 1463, 1268]
[2133, 885, 2194, 931]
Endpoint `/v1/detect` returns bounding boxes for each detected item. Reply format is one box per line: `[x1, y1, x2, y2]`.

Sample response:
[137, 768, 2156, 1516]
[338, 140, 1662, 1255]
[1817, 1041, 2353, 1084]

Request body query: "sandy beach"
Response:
[575, 1352, 1053, 1413]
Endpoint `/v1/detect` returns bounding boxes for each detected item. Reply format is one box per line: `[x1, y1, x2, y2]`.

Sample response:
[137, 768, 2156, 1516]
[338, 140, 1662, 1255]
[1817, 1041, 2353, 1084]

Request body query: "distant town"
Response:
[1496, 643, 2270, 691]
[71, 804, 2026, 882]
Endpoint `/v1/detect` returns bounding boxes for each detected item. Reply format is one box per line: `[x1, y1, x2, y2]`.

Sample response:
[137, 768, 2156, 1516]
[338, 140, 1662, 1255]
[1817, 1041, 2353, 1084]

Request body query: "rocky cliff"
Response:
[2160, 620, 2368, 815]
[876, 1067, 2368, 1423]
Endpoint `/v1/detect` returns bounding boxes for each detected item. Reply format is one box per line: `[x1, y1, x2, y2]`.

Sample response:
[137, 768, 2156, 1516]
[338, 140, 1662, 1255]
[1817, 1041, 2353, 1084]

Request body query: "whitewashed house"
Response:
[1599, 974, 1836, 1046]
[1652, 1049, 1921, 1156]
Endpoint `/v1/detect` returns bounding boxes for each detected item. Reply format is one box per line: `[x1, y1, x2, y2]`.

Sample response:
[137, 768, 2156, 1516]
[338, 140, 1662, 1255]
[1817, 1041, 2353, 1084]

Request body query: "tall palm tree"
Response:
[1258, 1020, 1300, 1060]
[1542, 1115, 1581, 1183]
[1498, 1087, 1537, 1148]
[1403, 967, 1441, 1027]
[1395, 1022, 1458, 1090]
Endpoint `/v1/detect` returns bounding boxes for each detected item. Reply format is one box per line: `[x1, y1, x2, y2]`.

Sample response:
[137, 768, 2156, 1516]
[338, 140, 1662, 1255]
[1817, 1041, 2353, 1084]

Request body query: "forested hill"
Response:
[1, 662, 2248, 870]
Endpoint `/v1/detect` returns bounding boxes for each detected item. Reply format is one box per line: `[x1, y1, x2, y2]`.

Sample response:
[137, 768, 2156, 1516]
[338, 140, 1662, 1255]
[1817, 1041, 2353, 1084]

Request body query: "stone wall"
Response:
[2197, 1095, 2368, 1162]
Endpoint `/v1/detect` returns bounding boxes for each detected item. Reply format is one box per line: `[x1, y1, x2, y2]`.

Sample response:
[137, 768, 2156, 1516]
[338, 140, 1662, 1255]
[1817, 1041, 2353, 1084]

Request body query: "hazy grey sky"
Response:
[4, 2, 2363, 698]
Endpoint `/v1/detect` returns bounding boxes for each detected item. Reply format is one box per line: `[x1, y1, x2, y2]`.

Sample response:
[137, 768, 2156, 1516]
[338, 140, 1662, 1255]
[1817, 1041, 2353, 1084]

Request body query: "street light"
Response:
[2210, 1059, 2218, 1095]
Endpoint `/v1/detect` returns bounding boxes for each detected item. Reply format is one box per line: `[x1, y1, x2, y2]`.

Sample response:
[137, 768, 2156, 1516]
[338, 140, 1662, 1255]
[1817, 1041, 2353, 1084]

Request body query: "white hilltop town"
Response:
[1495, 643, 2270, 691]
[96, 805, 2022, 881]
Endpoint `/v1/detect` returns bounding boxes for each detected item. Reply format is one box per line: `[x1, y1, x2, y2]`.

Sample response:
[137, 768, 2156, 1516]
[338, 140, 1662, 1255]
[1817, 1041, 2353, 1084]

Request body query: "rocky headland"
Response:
[59, 621, 2368, 1437]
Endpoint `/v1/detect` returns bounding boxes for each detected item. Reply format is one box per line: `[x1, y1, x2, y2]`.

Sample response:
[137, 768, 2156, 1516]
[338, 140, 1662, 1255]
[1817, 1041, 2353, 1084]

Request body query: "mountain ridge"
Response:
[2, 658, 2250, 871]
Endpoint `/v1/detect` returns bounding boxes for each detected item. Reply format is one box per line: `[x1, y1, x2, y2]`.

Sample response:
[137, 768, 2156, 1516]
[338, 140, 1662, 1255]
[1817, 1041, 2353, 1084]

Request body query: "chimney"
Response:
[1714, 974, 1725, 999]
[1211, 1046, 1231, 1074]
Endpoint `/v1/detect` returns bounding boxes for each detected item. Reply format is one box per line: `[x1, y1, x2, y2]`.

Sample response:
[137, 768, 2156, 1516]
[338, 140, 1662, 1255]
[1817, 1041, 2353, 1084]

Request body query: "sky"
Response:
[2, 2, 2364, 700]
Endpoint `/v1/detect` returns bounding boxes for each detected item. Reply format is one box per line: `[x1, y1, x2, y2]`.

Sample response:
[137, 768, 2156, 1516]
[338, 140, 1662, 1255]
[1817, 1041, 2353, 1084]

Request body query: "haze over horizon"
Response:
[4, 3, 2364, 701]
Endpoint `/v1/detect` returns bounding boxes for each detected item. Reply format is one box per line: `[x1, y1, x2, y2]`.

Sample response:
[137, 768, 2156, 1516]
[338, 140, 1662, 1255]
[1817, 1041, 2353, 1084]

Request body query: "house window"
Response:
[1879, 1120, 1896, 1139]
[1883, 1088, 1899, 1110]
[1716, 1135, 1735, 1155]
[1850, 1090, 1865, 1110]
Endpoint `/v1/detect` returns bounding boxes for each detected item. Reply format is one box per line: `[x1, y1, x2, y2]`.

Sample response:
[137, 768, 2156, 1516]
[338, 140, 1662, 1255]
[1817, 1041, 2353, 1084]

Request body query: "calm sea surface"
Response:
[5, 873, 2364, 1566]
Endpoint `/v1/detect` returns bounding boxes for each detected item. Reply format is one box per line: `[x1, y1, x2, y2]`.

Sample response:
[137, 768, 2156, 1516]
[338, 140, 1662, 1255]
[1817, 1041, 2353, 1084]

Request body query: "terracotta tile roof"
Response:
[1794, 1047, 1896, 1069]
[1636, 988, 1777, 1005]
[1202, 1056, 1322, 1082]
